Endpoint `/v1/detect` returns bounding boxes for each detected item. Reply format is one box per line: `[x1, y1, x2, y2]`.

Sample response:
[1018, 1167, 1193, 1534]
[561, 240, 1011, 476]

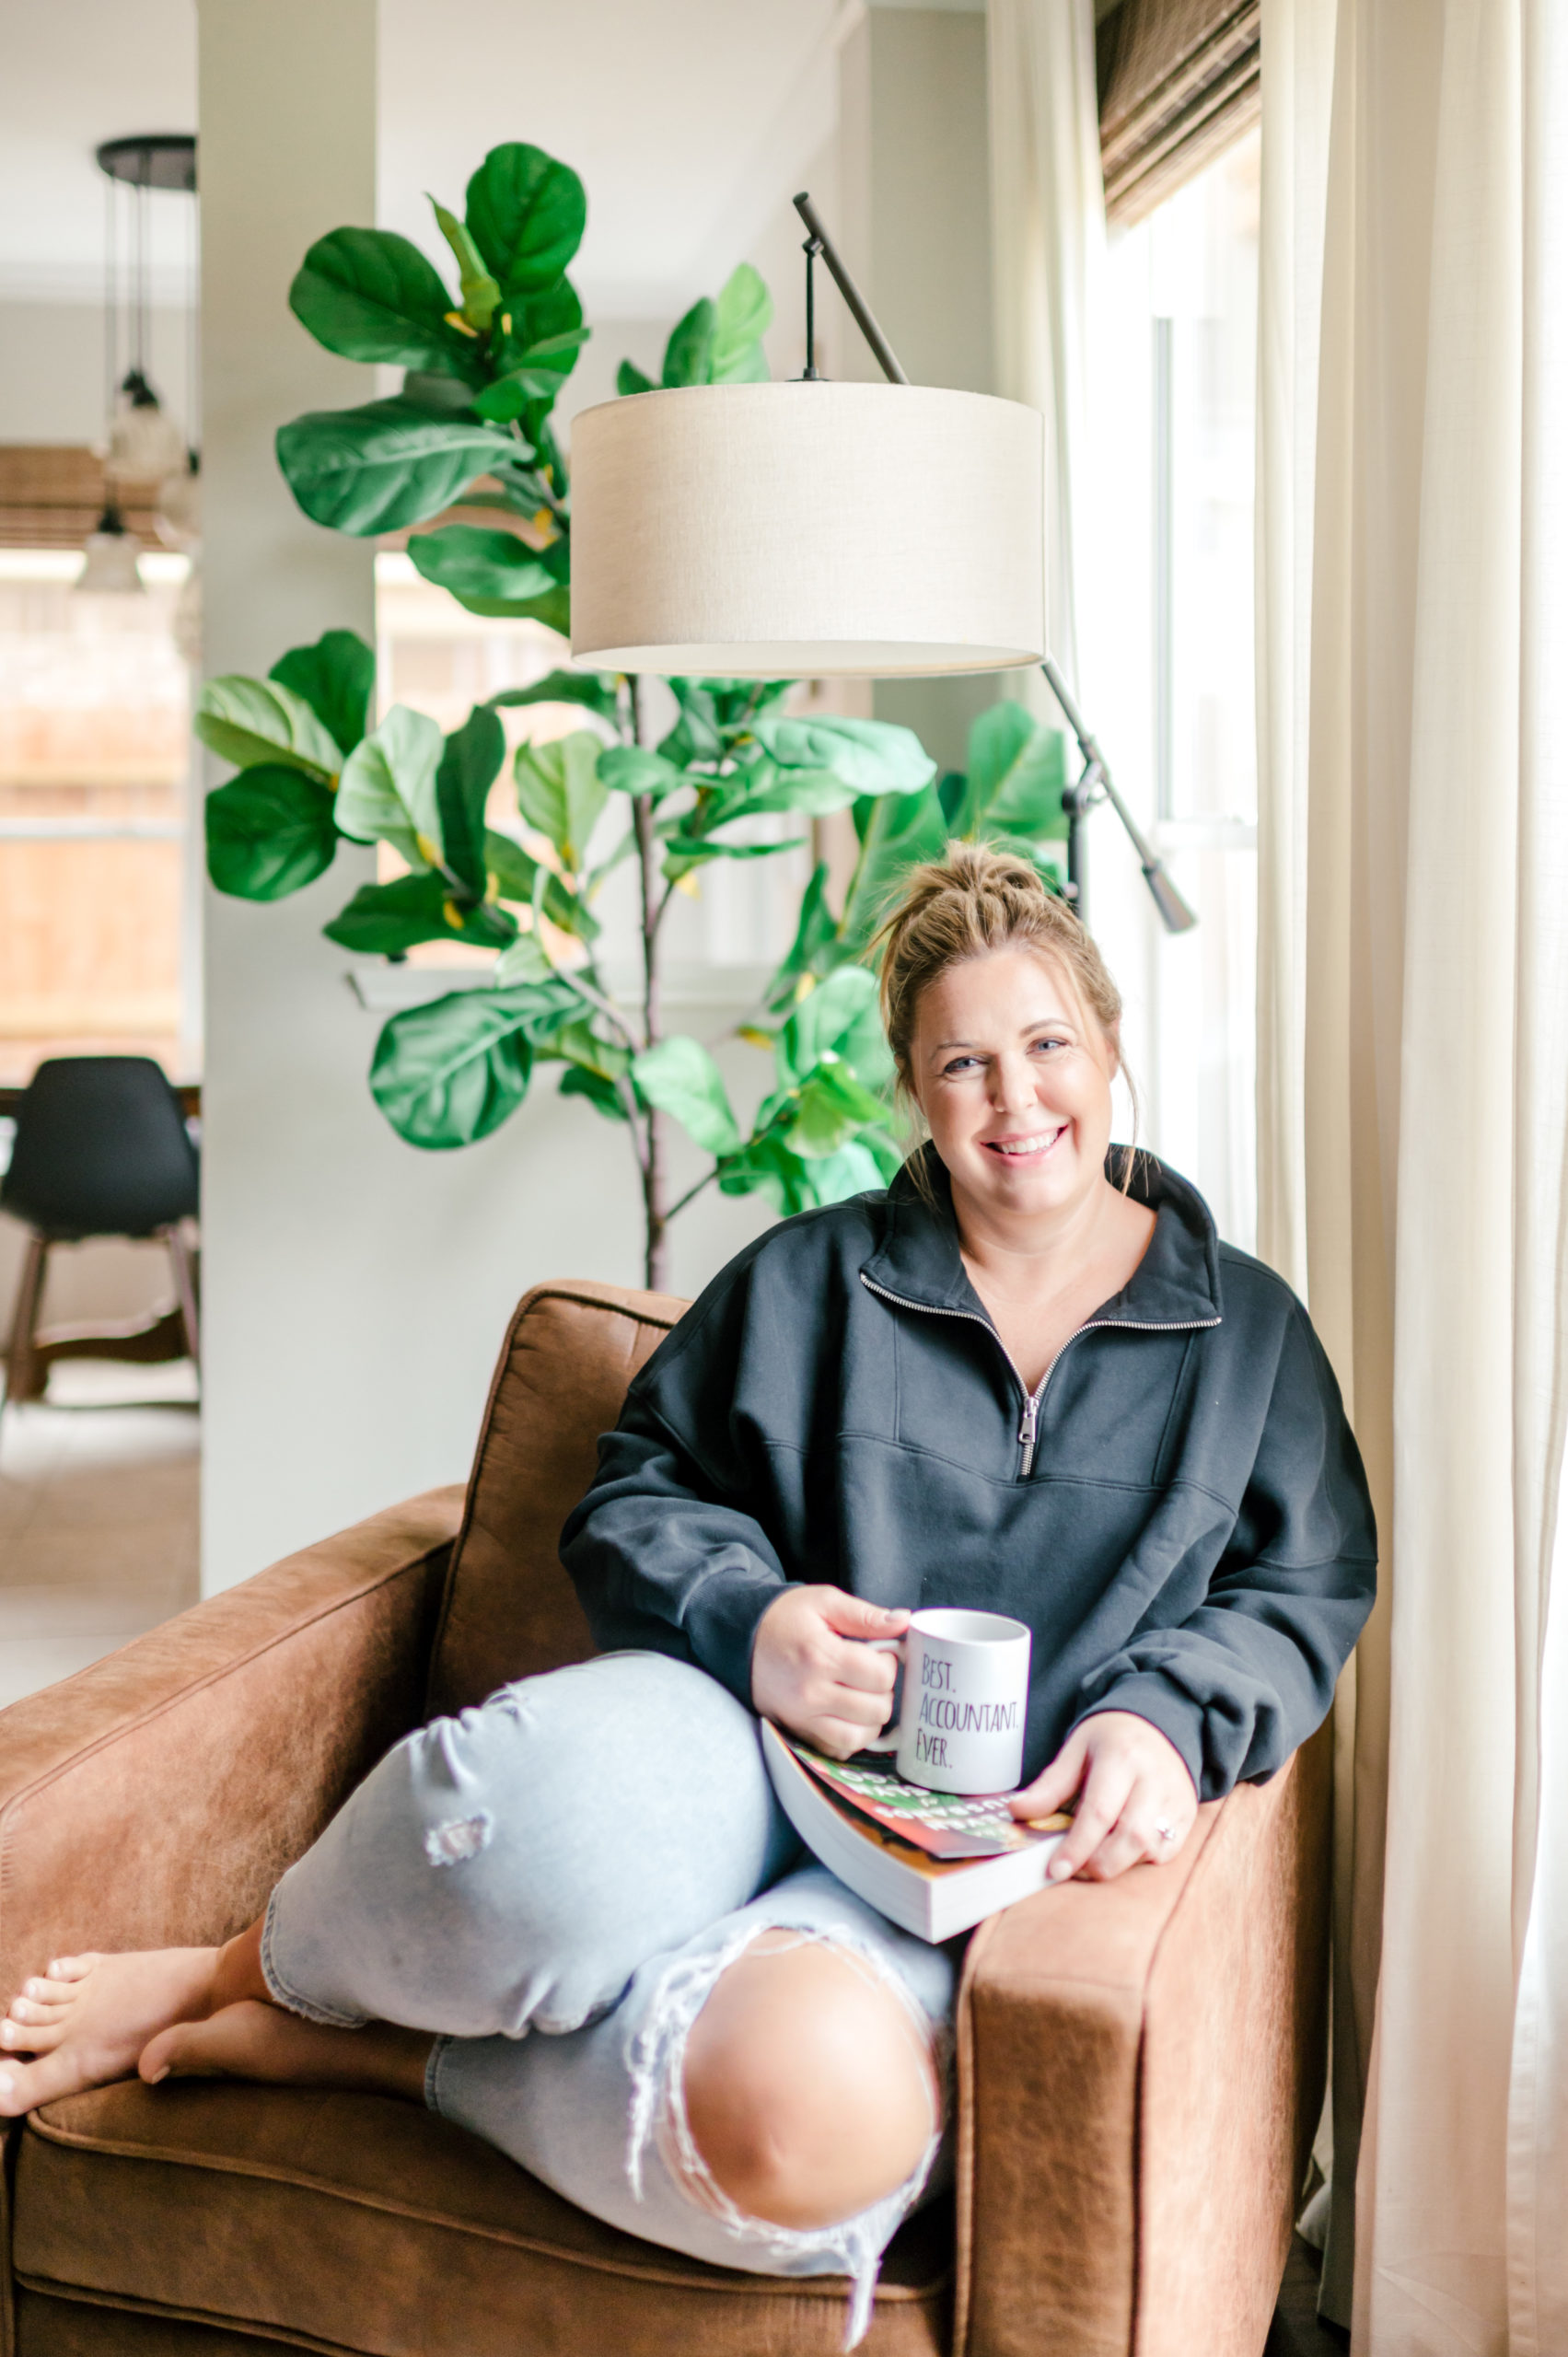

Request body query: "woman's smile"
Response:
[981, 1124, 1067, 1160]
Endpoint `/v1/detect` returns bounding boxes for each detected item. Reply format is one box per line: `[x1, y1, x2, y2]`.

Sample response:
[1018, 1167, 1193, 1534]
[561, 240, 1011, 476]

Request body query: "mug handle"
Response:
[857, 1634, 906, 1754]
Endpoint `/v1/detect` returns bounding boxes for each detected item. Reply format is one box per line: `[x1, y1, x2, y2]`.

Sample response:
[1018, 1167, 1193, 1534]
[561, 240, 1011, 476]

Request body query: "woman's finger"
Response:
[1009, 1728, 1088, 1821]
[1047, 1755, 1135, 1882]
[812, 1713, 890, 1761]
[826, 1638, 901, 1697]
[1078, 1814, 1155, 1881]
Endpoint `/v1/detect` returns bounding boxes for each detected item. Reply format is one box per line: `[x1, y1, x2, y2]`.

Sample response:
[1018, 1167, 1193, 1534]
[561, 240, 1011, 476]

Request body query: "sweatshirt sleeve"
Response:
[1072, 1302, 1377, 1798]
[558, 1289, 791, 1704]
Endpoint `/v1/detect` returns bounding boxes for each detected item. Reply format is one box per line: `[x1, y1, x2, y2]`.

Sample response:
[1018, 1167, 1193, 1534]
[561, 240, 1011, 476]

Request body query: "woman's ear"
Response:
[1104, 1021, 1122, 1082]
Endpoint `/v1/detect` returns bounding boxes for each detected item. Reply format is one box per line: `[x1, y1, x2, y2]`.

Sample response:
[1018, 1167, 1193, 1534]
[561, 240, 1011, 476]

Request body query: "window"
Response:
[0, 549, 196, 1082]
[1095, 126, 1260, 1248]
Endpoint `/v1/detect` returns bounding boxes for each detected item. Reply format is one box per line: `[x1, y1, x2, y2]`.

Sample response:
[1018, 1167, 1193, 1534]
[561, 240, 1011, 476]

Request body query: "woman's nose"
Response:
[989, 1053, 1037, 1111]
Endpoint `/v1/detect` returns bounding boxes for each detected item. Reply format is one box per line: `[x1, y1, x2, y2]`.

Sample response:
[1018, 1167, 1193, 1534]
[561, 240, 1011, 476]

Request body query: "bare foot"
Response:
[142, 2001, 432, 2104]
[0, 1947, 219, 2118]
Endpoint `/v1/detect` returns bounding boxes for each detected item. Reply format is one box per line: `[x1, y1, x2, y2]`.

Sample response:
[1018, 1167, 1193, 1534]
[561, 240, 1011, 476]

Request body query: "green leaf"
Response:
[957, 702, 1069, 842]
[617, 358, 656, 397]
[599, 745, 684, 796]
[559, 1062, 628, 1120]
[662, 834, 805, 883]
[492, 932, 553, 985]
[787, 1057, 892, 1156]
[335, 705, 445, 865]
[267, 630, 376, 759]
[436, 704, 506, 893]
[514, 731, 608, 871]
[205, 765, 339, 900]
[408, 525, 556, 605]
[194, 676, 343, 781]
[288, 228, 458, 372]
[838, 784, 950, 955]
[710, 262, 772, 383]
[749, 715, 936, 798]
[662, 297, 716, 389]
[497, 281, 587, 389]
[483, 830, 598, 937]
[429, 195, 501, 331]
[490, 669, 620, 722]
[763, 861, 839, 1013]
[370, 990, 534, 1149]
[322, 871, 517, 955]
[700, 761, 864, 824]
[502, 583, 572, 638]
[632, 1036, 743, 1157]
[475, 341, 589, 421]
[776, 964, 891, 1090]
[465, 144, 587, 296]
[275, 398, 515, 536]
[550, 1018, 631, 1085]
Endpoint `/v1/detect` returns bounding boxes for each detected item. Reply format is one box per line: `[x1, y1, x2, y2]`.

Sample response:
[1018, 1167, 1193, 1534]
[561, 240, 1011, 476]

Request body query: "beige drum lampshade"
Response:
[569, 381, 1046, 679]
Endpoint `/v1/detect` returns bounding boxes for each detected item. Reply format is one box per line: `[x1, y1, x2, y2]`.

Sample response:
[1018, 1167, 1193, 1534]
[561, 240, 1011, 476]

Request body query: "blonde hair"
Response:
[873, 841, 1137, 1191]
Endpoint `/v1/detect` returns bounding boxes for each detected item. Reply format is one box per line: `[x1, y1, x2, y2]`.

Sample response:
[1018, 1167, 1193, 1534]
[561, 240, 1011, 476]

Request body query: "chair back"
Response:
[1, 1057, 198, 1240]
[425, 1280, 688, 1716]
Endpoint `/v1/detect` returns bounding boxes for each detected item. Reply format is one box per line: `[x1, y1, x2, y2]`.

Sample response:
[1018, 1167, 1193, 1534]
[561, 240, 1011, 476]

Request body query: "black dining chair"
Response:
[0, 1057, 200, 1417]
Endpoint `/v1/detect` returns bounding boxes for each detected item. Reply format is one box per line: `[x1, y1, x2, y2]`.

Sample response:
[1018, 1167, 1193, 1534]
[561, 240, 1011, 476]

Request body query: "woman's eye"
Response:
[1030, 1035, 1069, 1055]
[941, 1055, 981, 1076]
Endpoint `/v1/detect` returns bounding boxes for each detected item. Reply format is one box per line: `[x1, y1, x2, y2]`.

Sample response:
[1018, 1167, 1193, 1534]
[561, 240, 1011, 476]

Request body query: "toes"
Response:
[21, 1977, 78, 2005]
[0, 2049, 77, 2118]
[0, 2016, 64, 2054]
[10, 1994, 67, 2025]
[43, 1956, 99, 1982]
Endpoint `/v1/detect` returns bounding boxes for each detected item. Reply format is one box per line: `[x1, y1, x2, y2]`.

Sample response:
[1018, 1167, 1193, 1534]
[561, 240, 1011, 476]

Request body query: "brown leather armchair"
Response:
[0, 1282, 1330, 2357]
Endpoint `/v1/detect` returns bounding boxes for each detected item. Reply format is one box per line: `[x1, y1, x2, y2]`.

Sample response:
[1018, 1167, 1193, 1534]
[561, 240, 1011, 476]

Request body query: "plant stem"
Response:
[630, 677, 669, 1292]
[666, 1167, 717, 1222]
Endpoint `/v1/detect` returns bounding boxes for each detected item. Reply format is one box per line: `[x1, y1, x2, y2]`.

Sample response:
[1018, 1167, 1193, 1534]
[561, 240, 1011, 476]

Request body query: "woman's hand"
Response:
[1009, 1710, 1199, 1881]
[751, 1586, 911, 1759]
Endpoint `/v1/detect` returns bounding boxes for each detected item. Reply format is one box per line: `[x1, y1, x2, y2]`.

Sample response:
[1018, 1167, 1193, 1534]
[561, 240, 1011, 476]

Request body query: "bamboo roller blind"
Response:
[1098, 0, 1260, 225]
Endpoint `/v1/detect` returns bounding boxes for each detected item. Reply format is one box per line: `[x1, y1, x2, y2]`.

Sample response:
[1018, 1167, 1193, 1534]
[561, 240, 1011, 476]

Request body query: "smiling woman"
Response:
[0, 841, 1377, 2348]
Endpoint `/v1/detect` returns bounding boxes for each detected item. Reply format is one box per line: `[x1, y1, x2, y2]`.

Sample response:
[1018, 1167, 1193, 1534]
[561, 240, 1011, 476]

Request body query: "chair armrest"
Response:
[953, 1723, 1330, 2357]
[0, 1488, 464, 1994]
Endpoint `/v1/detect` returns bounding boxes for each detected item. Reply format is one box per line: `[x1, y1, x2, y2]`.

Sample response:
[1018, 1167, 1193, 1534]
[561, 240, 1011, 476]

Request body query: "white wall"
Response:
[841, 3, 1003, 771]
[0, 302, 193, 447]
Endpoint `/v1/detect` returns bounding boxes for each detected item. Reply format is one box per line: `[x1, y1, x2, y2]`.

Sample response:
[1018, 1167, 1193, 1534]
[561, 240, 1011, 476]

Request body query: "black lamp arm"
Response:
[792, 192, 910, 386]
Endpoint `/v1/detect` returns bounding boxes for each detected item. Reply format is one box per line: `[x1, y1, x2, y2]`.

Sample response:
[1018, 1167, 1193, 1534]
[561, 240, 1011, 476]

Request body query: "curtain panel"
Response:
[1256, 0, 1568, 2346]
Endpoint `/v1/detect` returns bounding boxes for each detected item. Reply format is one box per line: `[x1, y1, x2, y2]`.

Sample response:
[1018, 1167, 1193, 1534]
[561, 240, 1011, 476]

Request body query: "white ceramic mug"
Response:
[865, 1608, 1032, 1794]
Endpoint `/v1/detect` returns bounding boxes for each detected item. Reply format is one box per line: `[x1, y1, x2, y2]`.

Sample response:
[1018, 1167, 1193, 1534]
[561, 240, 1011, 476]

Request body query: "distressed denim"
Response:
[263, 1652, 957, 2348]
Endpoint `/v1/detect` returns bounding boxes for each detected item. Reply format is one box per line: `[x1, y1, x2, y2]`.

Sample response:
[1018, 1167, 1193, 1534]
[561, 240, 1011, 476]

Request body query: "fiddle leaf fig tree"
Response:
[199, 140, 1070, 1286]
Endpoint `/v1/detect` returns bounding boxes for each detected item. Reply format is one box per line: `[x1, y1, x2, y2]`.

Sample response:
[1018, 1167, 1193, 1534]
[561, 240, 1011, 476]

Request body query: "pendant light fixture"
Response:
[570, 194, 1193, 932]
[76, 134, 197, 596]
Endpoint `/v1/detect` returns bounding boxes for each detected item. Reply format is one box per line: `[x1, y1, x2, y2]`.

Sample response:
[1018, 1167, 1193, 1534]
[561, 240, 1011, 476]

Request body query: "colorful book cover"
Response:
[781, 1735, 1071, 1861]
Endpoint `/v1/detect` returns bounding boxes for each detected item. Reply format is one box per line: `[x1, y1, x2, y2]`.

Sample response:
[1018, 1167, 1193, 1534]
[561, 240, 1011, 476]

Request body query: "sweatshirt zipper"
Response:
[859, 1271, 1220, 1478]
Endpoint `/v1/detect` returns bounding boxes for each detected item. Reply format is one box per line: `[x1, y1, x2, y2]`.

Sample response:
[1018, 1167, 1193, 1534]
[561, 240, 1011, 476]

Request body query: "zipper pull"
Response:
[1018, 1393, 1040, 1476]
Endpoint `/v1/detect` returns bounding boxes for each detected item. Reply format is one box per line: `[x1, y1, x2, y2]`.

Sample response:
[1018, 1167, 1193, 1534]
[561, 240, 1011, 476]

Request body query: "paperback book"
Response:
[761, 1722, 1071, 1943]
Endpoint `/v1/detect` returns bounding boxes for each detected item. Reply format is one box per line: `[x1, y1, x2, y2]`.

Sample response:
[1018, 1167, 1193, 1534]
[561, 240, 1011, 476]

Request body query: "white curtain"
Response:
[1256, 0, 1568, 2347]
[985, 0, 1104, 697]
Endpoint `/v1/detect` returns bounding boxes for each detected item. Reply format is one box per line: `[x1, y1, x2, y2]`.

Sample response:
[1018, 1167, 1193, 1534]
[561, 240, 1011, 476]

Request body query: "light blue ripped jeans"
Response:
[261, 1652, 958, 2348]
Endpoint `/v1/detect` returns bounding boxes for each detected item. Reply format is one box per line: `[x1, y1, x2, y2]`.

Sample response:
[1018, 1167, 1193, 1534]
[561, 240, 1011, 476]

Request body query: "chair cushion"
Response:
[15, 2081, 950, 2357]
[426, 1282, 689, 1716]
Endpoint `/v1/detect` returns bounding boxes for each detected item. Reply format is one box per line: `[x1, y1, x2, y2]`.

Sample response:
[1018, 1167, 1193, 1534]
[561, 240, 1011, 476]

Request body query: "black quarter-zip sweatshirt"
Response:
[561, 1150, 1377, 1799]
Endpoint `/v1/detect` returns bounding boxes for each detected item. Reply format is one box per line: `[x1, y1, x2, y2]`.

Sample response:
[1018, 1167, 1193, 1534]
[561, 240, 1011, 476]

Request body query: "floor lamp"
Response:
[569, 195, 1195, 936]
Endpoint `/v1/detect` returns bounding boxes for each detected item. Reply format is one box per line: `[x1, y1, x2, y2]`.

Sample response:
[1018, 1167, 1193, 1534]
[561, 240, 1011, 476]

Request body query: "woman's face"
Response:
[907, 946, 1118, 1231]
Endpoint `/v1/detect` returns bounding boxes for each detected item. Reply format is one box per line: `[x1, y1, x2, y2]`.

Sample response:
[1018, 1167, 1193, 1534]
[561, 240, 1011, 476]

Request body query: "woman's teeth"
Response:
[987, 1129, 1063, 1157]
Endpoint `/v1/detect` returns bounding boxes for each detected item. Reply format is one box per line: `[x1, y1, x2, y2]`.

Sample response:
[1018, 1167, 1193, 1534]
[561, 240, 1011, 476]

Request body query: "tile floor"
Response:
[0, 1358, 200, 1708]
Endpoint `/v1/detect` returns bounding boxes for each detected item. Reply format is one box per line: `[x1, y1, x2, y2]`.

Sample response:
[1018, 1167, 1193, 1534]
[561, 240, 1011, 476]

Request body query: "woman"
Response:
[0, 847, 1376, 2345]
